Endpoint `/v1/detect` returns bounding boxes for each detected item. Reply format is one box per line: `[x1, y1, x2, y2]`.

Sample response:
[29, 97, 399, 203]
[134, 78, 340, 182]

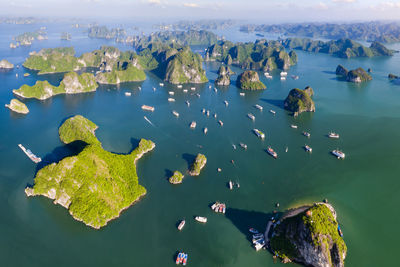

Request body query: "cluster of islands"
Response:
[5, 23, 400, 266]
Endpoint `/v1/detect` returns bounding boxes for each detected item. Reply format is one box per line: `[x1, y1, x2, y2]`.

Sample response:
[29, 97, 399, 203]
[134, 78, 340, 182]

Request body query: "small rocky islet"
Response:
[5, 98, 29, 114]
[284, 86, 315, 115]
[237, 70, 266, 90]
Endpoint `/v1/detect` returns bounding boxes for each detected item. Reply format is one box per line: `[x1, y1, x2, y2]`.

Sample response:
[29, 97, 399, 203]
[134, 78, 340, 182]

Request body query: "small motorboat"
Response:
[229, 180, 233, 190]
[195, 216, 207, 223]
[303, 131, 311, 138]
[178, 220, 185, 231]
[328, 132, 340, 139]
[267, 146, 278, 159]
[332, 149, 345, 159]
[304, 145, 312, 153]
[291, 124, 298, 129]
[240, 143, 247, 150]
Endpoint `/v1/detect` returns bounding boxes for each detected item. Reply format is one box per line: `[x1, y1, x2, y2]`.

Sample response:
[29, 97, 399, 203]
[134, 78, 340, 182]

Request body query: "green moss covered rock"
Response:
[96, 66, 146, 84]
[270, 203, 347, 267]
[163, 46, 208, 84]
[237, 70, 266, 90]
[189, 153, 207, 176]
[215, 66, 231, 86]
[25, 115, 155, 229]
[169, 171, 184, 184]
[346, 67, 372, 83]
[284, 86, 315, 114]
[13, 72, 98, 100]
[5, 98, 29, 114]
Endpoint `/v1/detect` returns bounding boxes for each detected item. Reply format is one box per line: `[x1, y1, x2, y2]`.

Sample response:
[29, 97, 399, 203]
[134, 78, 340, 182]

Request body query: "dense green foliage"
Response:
[28, 115, 155, 229]
[168, 171, 184, 184]
[23, 47, 82, 74]
[270, 204, 347, 265]
[336, 65, 372, 83]
[134, 30, 219, 52]
[236, 70, 266, 90]
[189, 153, 207, 176]
[13, 72, 98, 100]
[205, 40, 297, 71]
[240, 21, 400, 43]
[96, 66, 146, 84]
[282, 38, 394, 58]
[284, 87, 315, 113]
[5, 98, 29, 114]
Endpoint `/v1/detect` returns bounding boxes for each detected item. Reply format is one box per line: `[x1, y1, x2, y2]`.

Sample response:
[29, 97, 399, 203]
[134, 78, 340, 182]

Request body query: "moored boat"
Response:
[303, 131, 311, 138]
[195, 216, 207, 223]
[168, 91, 174, 95]
[253, 129, 265, 139]
[304, 145, 312, 153]
[159, 82, 164, 86]
[332, 149, 345, 159]
[280, 71, 288, 76]
[218, 120, 223, 126]
[280, 76, 286, 81]
[328, 132, 340, 139]
[125, 92, 131, 96]
[203, 127, 208, 134]
[185, 101, 190, 106]
[172, 110, 179, 117]
[141, 105, 155, 112]
[254, 104, 263, 111]
[224, 100, 229, 106]
[290, 124, 298, 129]
[178, 220, 185, 231]
[269, 109, 276, 115]
[240, 143, 247, 149]
[168, 98, 175, 102]
[177, 85, 183, 88]
[229, 180, 233, 190]
[190, 121, 196, 129]
[267, 146, 278, 159]
[247, 113, 255, 121]
[239, 92, 245, 96]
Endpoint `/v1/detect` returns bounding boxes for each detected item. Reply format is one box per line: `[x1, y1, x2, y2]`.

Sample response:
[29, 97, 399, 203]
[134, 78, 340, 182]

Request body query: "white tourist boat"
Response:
[172, 110, 179, 117]
[190, 121, 196, 129]
[141, 105, 155, 112]
[159, 83, 164, 87]
[254, 104, 263, 111]
[178, 220, 185, 231]
[224, 100, 229, 106]
[201, 108, 205, 114]
[332, 149, 345, 159]
[329, 132, 340, 139]
[168, 91, 174, 95]
[247, 113, 255, 121]
[269, 109, 276, 115]
[185, 101, 190, 106]
[240, 143, 247, 149]
[239, 92, 245, 96]
[125, 92, 131, 96]
[203, 127, 208, 134]
[195, 216, 207, 223]
[280, 71, 288, 76]
[177, 84, 183, 88]
[267, 146, 278, 159]
[183, 89, 188, 93]
[168, 98, 175, 102]
[191, 87, 196, 91]
[280, 76, 286, 81]
[253, 129, 265, 139]
[206, 110, 210, 117]
[304, 145, 312, 153]
[291, 124, 298, 129]
[303, 131, 311, 138]
[229, 180, 233, 190]
[218, 120, 223, 126]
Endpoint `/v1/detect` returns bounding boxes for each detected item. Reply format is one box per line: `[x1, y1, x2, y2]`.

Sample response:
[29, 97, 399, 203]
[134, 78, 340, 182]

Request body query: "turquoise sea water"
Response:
[1, 23, 400, 266]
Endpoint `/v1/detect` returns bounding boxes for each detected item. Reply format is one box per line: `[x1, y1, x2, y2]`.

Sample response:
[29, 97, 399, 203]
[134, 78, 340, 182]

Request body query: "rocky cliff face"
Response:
[284, 86, 315, 114]
[215, 66, 231, 86]
[336, 65, 372, 83]
[335, 65, 348, 76]
[0, 59, 14, 69]
[236, 70, 266, 90]
[269, 203, 347, 267]
[163, 46, 208, 84]
[61, 72, 97, 93]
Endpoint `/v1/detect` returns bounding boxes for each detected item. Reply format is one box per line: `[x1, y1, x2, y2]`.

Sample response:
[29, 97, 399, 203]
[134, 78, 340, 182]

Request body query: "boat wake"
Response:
[144, 116, 155, 127]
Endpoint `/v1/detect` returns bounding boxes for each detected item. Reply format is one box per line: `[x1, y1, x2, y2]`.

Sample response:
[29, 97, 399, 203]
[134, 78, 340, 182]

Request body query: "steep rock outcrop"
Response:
[284, 86, 315, 114]
[236, 70, 266, 90]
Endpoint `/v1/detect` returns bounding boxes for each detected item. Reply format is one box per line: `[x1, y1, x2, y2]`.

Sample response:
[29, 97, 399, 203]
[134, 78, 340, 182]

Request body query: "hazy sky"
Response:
[2, 0, 400, 22]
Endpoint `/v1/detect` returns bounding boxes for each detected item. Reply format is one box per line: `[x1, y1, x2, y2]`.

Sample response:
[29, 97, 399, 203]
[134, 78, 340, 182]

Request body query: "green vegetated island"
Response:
[13, 72, 98, 100]
[284, 86, 315, 115]
[282, 38, 394, 58]
[205, 40, 297, 71]
[10, 29, 47, 48]
[237, 70, 266, 90]
[23, 43, 208, 85]
[240, 21, 400, 43]
[155, 19, 236, 31]
[268, 203, 347, 267]
[336, 65, 372, 83]
[169, 171, 184, 184]
[189, 153, 207, 176]
[5, 98, 29, 114]
[25, 115, 155, 229]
